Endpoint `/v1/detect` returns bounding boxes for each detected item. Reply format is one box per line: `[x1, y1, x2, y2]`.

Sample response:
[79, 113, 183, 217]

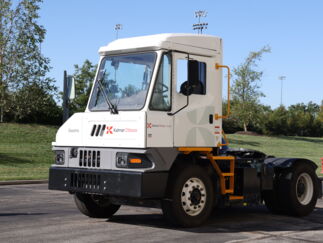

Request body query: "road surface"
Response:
[0, 184, 323, 242]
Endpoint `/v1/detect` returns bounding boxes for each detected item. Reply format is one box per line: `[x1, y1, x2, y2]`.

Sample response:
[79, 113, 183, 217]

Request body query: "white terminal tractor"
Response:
[49, 34, 322, 227]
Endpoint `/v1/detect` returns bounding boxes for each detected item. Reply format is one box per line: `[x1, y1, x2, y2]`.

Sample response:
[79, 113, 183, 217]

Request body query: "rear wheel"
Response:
[74, 193, 120, 218]
[263, 189, 285, 214]
[162, 164, 215, 227]
[264, 163, 318, 216]
[285, 164, 318, 216]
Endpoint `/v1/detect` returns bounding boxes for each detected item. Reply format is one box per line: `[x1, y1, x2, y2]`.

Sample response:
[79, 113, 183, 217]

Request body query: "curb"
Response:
[0, 180, 48, 186]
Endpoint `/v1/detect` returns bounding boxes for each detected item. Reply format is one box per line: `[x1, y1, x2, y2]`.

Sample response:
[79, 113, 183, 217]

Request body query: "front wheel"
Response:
[161, 164, 215, 227]
[74, 193, 120, 218]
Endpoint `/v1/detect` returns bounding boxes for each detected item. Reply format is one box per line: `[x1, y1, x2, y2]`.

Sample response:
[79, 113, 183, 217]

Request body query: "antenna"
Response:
[115, 24, 123, 39]
[193, 10, 208, 34]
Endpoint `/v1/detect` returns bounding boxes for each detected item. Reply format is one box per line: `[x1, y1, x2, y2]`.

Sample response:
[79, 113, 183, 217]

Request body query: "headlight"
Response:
[116, 153, 152, 168]
[55, 150, 65, 165]
[70, 147, 78, 158]
[116, 153, 128, 167]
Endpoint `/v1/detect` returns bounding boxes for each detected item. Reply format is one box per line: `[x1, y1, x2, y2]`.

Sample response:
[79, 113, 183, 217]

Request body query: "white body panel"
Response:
[54, 34, 224, 149]
[171, 52, 223, 147]
[53, 111, 146, 148]
[99, 33, 220, 57]
[146, 111, 173, 147]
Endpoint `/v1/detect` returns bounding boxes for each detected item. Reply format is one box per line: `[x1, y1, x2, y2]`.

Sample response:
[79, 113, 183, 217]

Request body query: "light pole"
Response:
[115, 24, 122, 39]
[278, 76, 286, 106]
[193, 10, 208, 34]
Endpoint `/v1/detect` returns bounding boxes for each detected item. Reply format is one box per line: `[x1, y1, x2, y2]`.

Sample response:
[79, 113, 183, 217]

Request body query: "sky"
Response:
[38, 0, 323, 108]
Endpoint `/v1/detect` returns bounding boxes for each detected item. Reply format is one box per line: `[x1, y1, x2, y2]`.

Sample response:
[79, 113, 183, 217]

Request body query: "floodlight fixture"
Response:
[195, 10, 207, 19]
[115, 24, 123, 39]
[193, 10, 208, 34]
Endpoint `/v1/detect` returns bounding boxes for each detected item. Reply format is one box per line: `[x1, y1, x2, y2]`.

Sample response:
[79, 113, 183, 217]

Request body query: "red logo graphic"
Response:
[147, 123, 152, 128]
[106, 126, 113, 134]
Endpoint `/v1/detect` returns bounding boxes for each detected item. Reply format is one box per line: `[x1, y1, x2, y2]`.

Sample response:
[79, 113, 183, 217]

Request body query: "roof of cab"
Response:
[98, 33, 222, 57]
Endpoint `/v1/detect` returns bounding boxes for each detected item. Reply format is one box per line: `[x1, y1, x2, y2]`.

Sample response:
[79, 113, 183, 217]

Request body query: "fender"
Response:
[264, 157, 322, 198]
[264, 157, 317, 170]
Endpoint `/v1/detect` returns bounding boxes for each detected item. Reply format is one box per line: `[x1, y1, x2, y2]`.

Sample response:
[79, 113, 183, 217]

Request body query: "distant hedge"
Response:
[223, 101, 323, 137]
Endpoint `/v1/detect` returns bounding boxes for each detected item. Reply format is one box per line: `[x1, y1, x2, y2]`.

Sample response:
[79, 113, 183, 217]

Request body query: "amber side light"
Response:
[129, 158, 142, 164]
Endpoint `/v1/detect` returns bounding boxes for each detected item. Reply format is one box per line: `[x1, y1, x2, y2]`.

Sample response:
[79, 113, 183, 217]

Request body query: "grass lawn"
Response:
[0, 123, 57, 181]
[0, 123, 322, 180]
[228, 134, 323, 175]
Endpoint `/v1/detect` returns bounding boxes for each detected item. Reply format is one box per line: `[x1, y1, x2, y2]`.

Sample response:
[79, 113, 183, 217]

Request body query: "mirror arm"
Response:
[167, 95, 189, 116]
[168, 53, 192, 116]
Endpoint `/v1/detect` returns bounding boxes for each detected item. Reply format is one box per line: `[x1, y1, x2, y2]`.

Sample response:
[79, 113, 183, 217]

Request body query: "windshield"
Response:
[89, 52, 157, 111]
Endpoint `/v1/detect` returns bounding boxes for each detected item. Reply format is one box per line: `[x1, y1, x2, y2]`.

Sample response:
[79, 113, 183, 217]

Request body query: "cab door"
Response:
[146, 53, 173, 147]
[172, 52, 222, 147]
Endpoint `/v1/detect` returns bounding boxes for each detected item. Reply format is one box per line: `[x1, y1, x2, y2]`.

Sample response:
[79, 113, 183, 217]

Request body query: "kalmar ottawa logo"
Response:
[105, 125, 138, 135]
[106, 126, 113, 134]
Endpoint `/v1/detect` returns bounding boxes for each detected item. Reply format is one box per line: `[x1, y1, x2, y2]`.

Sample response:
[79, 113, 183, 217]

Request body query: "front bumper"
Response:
[48, 167, 168, 198]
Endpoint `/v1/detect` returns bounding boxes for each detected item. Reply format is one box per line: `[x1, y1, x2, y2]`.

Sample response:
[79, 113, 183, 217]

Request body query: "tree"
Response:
[287, 102, 321, 136]
[0, 0, 56, 122]
[122, 84, 138, 97]
[69, 60, 97, 114]
[318, 101, 323, 123]
[262, 102, 323, 137]
[231, 46, 271, 132]
[264, 105, 288, 135]
[9, 82, 62, 124]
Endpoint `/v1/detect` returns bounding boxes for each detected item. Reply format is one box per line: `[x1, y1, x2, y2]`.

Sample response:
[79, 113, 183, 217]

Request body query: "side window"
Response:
[149, 54, 171, 111]
[176, 60, 188, 93]
[176, 59, 206, 95]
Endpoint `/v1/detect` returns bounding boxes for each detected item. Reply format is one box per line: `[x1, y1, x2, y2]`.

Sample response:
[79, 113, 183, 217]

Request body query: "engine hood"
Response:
[53, 111, 146, 148]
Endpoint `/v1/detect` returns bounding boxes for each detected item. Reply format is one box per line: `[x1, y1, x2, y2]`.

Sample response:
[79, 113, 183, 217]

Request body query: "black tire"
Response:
[74, 193, 120, 218]
[161, 164, 215, 227]
[263, 171, 288, 214]
[284, 163, 318, 216]
[263, 189, 286, 214]
[264, 163, 318, 216]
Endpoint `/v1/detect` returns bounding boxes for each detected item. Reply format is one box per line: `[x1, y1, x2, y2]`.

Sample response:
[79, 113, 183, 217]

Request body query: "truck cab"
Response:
[49, 33, 321, 227]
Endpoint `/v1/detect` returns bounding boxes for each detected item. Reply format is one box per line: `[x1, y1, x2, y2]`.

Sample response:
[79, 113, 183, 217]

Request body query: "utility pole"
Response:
[193, 10, 208, 34]
[115, 24, 122, 39]
[278, 76, 286, 106]
[63, 71, 69, 123]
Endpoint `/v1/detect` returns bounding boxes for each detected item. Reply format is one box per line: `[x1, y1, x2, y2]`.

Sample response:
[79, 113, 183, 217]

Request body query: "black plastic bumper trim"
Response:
[48, 167, 168, 198]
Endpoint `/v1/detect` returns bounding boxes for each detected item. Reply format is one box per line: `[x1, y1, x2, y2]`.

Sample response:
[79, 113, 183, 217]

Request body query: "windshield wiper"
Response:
[97, 71, 118, 114]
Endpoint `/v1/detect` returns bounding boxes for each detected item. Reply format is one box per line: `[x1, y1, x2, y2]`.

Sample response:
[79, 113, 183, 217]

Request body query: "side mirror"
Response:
[66, 75, 75, 100]
[179, 60, 200, 96]
[180, 81, 193, 96]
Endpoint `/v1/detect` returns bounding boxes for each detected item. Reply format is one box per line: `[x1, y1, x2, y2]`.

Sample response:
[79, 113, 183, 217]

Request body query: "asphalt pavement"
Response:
[0, 183, 323, 243]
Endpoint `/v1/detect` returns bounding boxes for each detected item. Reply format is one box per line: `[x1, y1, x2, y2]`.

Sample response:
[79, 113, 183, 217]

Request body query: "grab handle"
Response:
[215, 63, 231, 120]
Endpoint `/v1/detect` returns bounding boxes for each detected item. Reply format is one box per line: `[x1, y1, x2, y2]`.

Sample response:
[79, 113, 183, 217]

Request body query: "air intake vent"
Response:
[70, 172, 101, 190]
[90, 124, 106, 137]
[79, 150, 100, 168]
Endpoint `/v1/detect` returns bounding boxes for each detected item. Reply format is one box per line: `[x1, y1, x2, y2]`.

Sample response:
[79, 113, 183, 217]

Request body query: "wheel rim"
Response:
[296, 173, 313, 205]
[181, 177, 207, 216]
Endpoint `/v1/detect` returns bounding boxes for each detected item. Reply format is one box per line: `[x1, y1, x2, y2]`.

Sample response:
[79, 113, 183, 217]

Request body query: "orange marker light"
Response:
[130, 158, 142, 164]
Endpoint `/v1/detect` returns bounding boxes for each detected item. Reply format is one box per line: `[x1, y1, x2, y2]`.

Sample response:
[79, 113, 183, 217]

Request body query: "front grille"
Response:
[70, 172, 101, 190]
[79, 150, 100, 168]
